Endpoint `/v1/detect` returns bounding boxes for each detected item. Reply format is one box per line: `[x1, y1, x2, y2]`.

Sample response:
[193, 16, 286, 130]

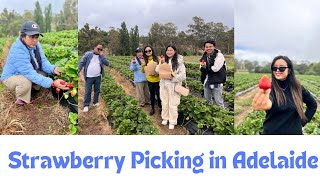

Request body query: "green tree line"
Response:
[0, 0, 77, 38]
[78, 16, 234, 56]
[236, 59, 320, 76]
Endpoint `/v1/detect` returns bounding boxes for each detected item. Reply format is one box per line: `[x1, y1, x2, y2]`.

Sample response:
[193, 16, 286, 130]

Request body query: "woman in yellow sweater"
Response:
[141, 45, 162, 115]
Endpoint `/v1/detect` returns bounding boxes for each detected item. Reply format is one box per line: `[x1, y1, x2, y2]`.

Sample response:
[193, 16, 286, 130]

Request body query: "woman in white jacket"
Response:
[156, 45, 186, 129]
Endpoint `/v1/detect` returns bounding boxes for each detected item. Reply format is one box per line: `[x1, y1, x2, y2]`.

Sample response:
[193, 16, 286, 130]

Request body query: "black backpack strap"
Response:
[34, 45, 42, 71]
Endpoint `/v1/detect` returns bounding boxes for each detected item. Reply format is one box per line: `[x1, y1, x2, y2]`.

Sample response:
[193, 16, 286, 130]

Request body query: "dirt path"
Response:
[234, 87, 257, 127]
[108, 68, 188, 135]
[0, 88, 70, 134]
[78, 71, 113, 135]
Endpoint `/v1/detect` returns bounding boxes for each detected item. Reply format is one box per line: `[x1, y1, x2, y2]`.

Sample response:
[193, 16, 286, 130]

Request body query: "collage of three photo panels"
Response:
[0, 0, 319, 135]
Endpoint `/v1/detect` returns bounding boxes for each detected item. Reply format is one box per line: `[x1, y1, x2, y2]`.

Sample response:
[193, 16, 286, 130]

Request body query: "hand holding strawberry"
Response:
[140, 58, 145, 65]
[52, 79, 69, 90]
[66, 82, 73, 89]
[252, 75, 272, 110]
[201, 59, 206, 67]
[160, 55, 165, 63]
[258, 75, 271, 90]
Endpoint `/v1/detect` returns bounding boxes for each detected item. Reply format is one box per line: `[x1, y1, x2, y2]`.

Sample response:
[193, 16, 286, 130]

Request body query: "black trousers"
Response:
[148, 81, 161, 109]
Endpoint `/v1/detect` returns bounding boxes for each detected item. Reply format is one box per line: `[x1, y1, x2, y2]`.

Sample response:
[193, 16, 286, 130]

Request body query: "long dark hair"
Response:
[271, 55, 306, 121]
[143, 45, 158, 65]
[164, 44, 178, 71]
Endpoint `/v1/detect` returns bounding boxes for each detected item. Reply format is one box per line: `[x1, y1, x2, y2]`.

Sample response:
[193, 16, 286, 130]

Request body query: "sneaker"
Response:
[162, 120, 168, 125]
[15, 99, 26, 105]
[169, 124, 175, 130]
[83, 106, 89, 112]
[149, 108, 155, 115]
[93, 103, 99, 107]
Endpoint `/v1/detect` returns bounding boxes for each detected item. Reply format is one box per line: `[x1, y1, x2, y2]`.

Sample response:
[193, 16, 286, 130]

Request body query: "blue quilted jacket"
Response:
[1, 38, 55, 88]
[129, 56, 147, 83]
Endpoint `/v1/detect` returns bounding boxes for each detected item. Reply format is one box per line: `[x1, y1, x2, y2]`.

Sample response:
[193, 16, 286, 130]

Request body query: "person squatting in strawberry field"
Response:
[1, 21, 69, 105]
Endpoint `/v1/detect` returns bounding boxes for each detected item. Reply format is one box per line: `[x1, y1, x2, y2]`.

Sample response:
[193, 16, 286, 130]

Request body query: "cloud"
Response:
[235, 0, 320, 62]
[78, 0, 234, 35]
[0, 0, 64, 14]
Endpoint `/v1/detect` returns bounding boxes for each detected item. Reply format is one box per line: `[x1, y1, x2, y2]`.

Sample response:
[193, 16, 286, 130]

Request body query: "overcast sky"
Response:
[78, 0, 234, 35]
[235, 0, 320, 63]
[0, 0, 64, 14]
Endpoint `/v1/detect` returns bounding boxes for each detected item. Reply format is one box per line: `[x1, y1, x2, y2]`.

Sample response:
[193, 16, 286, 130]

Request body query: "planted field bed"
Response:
[100, 72, 158, 135]
[107, 56, 234, 135]
[234, 72, 320, 135]
[40, 29, 79, 134]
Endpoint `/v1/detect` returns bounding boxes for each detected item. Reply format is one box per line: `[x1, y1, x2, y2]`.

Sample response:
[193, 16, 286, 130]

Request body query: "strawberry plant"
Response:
[41, 30, 78, 135]
[68, 112, 78, 135]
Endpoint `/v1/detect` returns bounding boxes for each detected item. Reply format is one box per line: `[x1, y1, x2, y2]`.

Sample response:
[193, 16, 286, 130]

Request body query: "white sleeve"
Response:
[211, 53, 225, 72]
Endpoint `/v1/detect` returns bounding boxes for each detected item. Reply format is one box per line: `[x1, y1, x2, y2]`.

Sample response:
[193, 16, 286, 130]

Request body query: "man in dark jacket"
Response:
[200, 40, 226, 108]
[78, 44, 109, 112]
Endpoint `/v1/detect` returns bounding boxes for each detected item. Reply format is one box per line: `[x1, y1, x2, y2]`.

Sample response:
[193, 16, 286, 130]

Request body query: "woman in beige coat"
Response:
[156, 45, 186, 129]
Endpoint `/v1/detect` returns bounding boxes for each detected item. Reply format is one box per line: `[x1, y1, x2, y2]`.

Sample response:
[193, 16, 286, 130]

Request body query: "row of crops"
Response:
[235, 72, 320, 99]
[40, 29, 79, 134]
[106, 56, 234, 135]
[235, 72, 320, 135]
[100, 72, 158, 135]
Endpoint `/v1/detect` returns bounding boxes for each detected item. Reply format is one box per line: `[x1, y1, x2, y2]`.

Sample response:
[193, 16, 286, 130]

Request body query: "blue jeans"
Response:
[84, 76, 101, 107]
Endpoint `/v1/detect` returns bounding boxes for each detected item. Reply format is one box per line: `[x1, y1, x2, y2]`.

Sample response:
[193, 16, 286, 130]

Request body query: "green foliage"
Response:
[44, 4, 52, 32]
[78, 16, 233, 56]
[68, 112, 78, 135]
[78, 24, 108, 55]
[100, 72, 158, 135]
[0, 0, 77, 37]
[34, 1, 44, 31]
[119, 22, 130, 56]
[235, 111, 264, 135]
[55, 0, 78, 31]
[179, 96, 234, 135]
[130, 25, 139, 55]
[0, 83, 5, 93]
[0, 9, 23, 37]
[304, 112, 320, 135]
[41, 29, 79, 135]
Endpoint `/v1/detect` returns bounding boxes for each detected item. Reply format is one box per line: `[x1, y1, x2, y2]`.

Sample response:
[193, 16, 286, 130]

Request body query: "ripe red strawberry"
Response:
[258, 75, 271, 90]
[66, 82, 73, 89]
[202, 60, 205, 64]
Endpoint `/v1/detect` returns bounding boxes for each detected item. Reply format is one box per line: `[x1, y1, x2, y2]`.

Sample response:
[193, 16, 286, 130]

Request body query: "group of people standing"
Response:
[130, 40, 227, 130]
